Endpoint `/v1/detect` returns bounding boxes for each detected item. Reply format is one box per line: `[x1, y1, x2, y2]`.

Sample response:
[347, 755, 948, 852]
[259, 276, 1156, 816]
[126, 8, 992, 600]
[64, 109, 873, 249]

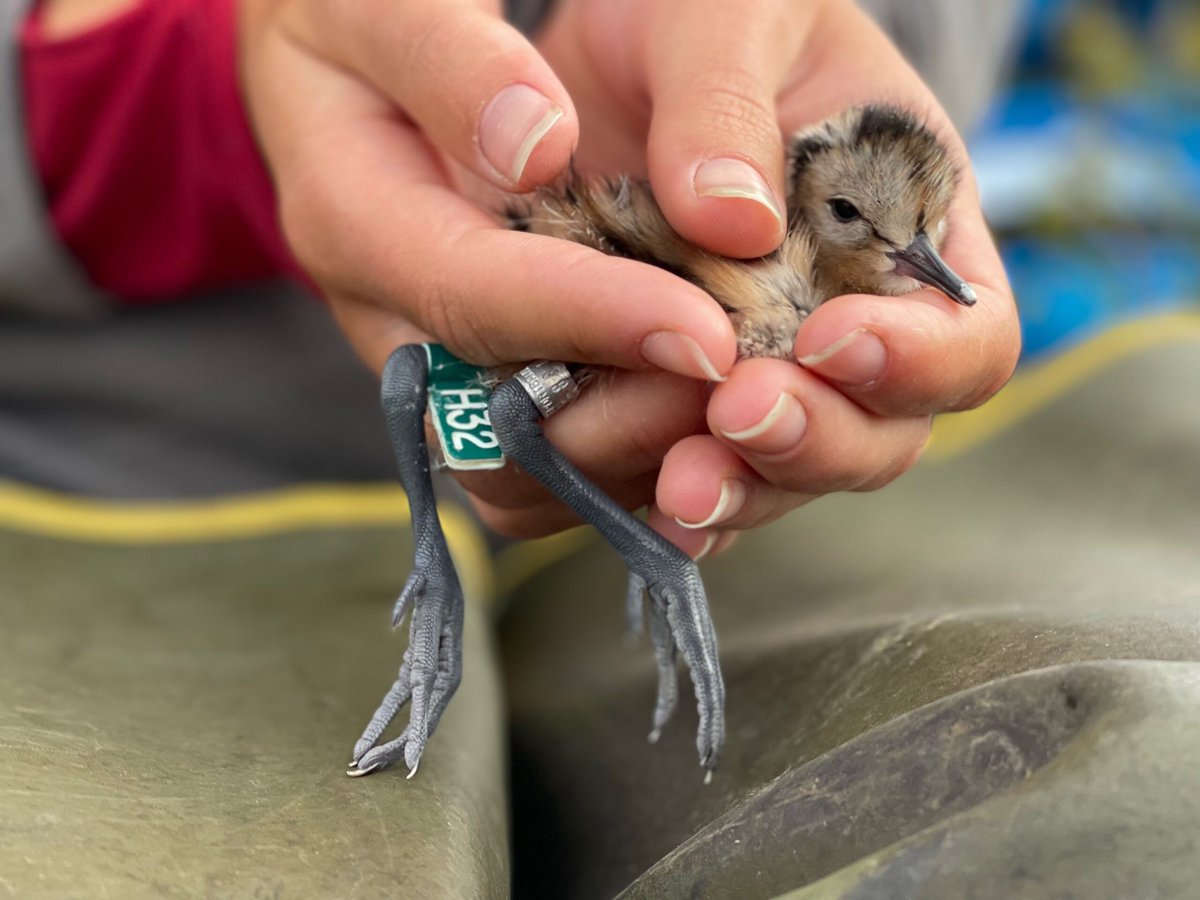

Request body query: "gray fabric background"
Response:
[861, 0, 1028, 133]
[0, 284, 396, 497]
[0, 0, 106, 319]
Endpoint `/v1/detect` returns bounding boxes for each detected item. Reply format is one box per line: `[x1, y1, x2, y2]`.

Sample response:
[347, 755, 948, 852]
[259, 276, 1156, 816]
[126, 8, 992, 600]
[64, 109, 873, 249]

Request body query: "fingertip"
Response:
[335, 4, 579, 192]
[709, 530, 739, 557]
[792, 294, 901, 386]
[633, 278, 739, 381]
[477, 81, 578, 189]
[641, 7, 792, 258]
[689, 157, 787, 255]
[652, 156, 787, 259]
[707, 358, 803, 439]
[656, 436, 750, 528]
[640, 329, 736, 383]
[691, 301, 742, 379]
[646, 506, 720, 560]
[792, 286, 1021, 416]
[796, 326, 889, 389]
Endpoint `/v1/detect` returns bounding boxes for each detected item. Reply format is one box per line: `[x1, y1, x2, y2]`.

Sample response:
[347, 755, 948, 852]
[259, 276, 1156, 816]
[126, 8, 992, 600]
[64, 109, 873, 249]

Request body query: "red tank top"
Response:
[21, 0, 295, 303]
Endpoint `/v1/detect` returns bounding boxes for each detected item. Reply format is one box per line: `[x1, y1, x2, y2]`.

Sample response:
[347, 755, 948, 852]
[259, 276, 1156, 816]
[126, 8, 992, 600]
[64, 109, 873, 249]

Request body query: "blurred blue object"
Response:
[969, 0, 1200, 361]
[1002, 236, 1200, 359]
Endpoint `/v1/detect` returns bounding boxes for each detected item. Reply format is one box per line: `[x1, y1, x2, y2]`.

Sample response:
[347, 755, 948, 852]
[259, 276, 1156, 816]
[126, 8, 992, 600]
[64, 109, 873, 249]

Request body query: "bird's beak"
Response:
[889, 232, 977, 306]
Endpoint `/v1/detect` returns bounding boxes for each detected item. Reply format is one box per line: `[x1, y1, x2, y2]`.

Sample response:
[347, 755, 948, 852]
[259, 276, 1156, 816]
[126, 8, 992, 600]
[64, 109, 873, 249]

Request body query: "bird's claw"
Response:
[391, 569, 425, 627]
[349, 551, 463, 778]
[629, 560, 725, 777]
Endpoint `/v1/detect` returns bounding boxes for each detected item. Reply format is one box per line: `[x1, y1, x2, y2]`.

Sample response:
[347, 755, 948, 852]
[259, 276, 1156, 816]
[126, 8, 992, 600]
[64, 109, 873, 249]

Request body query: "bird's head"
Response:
[787, 105, 976, 306]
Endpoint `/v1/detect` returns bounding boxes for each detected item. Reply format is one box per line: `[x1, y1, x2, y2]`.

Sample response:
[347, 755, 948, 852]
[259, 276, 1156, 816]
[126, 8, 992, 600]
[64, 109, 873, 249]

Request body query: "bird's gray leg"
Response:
[488, 381, 725, 775]
[348, 344, 465, 778]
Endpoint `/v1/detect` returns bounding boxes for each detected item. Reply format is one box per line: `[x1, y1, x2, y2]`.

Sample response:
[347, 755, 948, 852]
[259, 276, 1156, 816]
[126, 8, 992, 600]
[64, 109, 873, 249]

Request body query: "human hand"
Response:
[532, 0, 1021, 556]
[240, 0, 741, 538]
[241, 0, 1020, 551]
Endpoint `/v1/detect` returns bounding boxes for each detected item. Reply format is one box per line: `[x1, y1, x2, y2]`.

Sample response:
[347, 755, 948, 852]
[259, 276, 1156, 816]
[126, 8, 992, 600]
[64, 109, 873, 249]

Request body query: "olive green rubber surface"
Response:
[0, 524, 508, 898]
[1, 316, 1197, 898]
[501, 331, 1200, 898]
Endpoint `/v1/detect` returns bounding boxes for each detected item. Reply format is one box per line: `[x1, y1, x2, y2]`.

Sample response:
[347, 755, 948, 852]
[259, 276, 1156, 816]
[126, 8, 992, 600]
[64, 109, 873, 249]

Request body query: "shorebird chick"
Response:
[508, 175, 818, 360]
[349, 105, 975, 782]
[510, 104, 974, 362]
[786, 104, 976, 308]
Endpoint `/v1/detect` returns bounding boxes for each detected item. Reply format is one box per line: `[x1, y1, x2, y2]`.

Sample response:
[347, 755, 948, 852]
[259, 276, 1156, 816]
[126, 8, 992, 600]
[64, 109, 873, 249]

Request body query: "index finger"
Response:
[253, 34, 737, 378]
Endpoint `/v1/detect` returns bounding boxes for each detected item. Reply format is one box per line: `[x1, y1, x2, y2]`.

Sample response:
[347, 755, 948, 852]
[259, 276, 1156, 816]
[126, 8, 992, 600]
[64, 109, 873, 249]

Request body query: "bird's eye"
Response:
[829, 199, 861, 222]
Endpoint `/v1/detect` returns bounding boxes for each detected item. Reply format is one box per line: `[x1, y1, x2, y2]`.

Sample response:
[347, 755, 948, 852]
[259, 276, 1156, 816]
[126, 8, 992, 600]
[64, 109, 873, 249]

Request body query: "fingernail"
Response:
[694, 530, 737, 560]
[720, 392, 807, 454]
[710, 531, 739, 556]
[693, 532, 719, 561]
[642, 331, 727, 382]
[797, 328, 887, 386]
[693, 158, 784, 229]
[479, 84, 563, 184]
[676, 479, 747, 530]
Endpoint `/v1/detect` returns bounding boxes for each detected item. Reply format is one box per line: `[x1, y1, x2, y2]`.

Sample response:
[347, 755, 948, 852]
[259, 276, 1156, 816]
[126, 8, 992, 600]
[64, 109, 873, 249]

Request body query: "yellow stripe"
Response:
[927, 310, 1200, 461]
[0, 481, 410, 543]
[0, 481, 496, 605]
[1, 311, 1195, 597]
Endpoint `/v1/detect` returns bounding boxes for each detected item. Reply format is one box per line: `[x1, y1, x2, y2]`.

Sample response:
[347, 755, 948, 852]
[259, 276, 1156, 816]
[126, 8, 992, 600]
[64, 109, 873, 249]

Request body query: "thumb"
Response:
[642, 3, 809, 258]
[285, 0, 578, 190]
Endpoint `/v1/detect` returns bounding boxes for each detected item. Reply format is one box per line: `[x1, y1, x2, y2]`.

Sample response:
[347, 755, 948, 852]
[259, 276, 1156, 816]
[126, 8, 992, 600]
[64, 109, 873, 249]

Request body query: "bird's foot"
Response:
[624, 572, 647, 646]
[484, 378, 724, 777]
[347, 551, 464, 778]
[626, 562, 725, 777]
